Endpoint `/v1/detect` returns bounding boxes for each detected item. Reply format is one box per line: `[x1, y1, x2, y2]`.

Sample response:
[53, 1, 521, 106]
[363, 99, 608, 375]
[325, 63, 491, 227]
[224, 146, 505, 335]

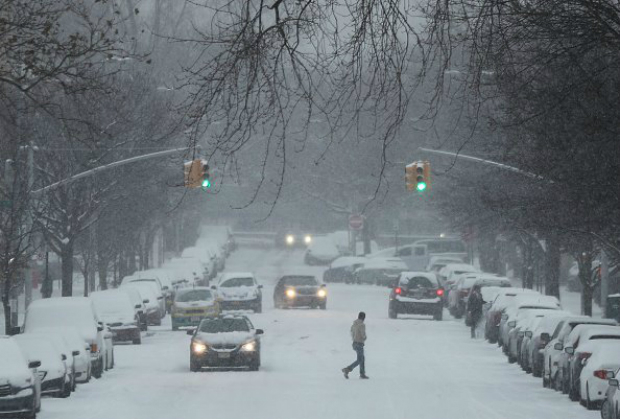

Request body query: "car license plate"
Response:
[191, 316, 201, 322]
[218, 352, 231, 359]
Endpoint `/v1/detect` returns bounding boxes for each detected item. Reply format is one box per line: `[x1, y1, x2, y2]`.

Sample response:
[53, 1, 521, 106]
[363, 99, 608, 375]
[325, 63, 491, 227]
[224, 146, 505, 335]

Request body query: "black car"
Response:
[273, 275, 327, 309]
[388, 272, 444, 320]
[188, 315, 263, 371]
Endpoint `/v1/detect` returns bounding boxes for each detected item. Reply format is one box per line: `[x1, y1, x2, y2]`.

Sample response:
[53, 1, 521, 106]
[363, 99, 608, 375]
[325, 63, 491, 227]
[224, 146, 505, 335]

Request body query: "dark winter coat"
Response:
[467, 291, 483, 321]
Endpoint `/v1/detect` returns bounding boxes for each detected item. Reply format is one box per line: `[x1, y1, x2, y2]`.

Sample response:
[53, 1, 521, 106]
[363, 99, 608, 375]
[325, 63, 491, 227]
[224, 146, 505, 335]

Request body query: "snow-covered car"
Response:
[506, 309, 561, 364]
[543, 316, 617, 390]
[578, 341, 620, 410]
[135, 269, 175, 303]
[425, 255, 465, 272]
[182, 246, 218, 280]
[121, 282, 165, 326]
[171, 287, 220, 330]
[164, 257, 208, 286]
[120, 287, 148, 331]
[90, 290, 142, 345]
[214, 272, 263, 312]
[499, 294, 561, 353]
[388, 272, 443, 320]
[121, 273, 167, 315]
[188, 315, 264, 371]
[323, 256, 366, 283]
[304, 237, 340, 265]
[437, 263, 479, 302]
[33, 328, 91, 385]
[484, 288, 540, 343]
[605, 368, 620, 419]
[273, 274, 327, 309]
[448, 274, 482, 318]
[353, 258, 408, 287]
[521, 313, 568, 378]
[557, 324, 620, 395]
[23, 297, 107, 379]
[13, 335, 69, 398]
[0, 336, 41, 419]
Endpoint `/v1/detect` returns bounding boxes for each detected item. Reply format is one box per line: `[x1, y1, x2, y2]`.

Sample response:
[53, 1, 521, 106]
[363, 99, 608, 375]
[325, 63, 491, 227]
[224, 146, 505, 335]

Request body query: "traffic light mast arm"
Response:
[32, 147, 198, 196]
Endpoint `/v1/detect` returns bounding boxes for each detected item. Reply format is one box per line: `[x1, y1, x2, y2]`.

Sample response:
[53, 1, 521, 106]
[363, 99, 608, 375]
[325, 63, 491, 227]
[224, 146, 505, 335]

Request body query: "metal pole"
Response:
[24, 145, 34, 308]
[601, 251, 609, 315]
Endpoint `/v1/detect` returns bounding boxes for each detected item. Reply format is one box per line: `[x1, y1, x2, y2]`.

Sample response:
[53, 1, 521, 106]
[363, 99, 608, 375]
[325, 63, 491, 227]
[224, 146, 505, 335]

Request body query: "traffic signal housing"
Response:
[184, 159, 211, 190]
[405, 161, 431, 193]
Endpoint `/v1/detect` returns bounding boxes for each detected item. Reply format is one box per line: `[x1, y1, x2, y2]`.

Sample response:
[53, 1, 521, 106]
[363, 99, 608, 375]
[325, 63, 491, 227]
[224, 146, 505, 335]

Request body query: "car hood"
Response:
[175, 301, 214, 309]
[218, 286, 258, 300]
[195, 331, 255, 346]
[0, 370, 32, 389]
[100, 312, 135, 325]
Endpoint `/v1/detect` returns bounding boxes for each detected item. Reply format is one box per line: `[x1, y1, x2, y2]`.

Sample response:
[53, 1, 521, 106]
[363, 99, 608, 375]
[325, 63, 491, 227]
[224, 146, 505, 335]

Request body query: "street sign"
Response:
[349, 214, 364, 231]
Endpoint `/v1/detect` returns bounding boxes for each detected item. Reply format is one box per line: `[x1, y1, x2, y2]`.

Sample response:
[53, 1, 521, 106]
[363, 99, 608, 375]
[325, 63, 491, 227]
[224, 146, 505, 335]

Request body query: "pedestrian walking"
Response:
[467, 286, 483, 339]
[342, 312, 369, 379]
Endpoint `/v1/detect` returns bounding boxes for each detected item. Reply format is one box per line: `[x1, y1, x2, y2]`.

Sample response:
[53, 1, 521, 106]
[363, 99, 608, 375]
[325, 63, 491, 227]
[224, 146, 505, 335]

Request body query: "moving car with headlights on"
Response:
[273, 274, 327, 309]
[275, 231, 313, 248]
[304, 237, 340, 265]
[172, 287, 220, 330]
[214, 272, 263, 313]
[388, 272, 443, 320]
[188, 315, 264, 371]
[0, 337, 40, 419]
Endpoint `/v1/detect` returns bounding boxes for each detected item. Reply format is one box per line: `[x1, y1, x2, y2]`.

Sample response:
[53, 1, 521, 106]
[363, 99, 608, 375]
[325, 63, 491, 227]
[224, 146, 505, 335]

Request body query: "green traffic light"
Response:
[201, 179, 211, 189]
[417, 182, 427, 191]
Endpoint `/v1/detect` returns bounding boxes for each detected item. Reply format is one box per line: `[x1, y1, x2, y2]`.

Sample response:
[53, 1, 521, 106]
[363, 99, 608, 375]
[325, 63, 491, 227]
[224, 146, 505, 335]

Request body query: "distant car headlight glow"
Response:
[304, 235, 312, 244]
[286, 288, 296, 298]
[285, 235, 295, 245]
[192, 342, 207, 354]
[241, 341, 256, 351]
[317, 289, 327, 298]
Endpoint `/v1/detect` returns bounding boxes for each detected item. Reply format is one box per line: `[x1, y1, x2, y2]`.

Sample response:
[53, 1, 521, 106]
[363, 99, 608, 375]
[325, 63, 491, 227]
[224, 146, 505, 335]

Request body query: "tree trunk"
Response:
[60, 243, 74, 296]
[582, 285, 594, 316]
[2, 272, 11, 335]
[98, 257, 108, 291]
[544, 234, 561, 299]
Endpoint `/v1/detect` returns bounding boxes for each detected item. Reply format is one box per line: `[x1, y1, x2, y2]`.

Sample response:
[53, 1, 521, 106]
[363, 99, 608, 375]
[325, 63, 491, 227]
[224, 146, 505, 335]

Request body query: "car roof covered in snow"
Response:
[219, 272, 255, 283]
[330, 256, 367, 269]
[358, 258, 407, 270]
[399, 271, 438, 285]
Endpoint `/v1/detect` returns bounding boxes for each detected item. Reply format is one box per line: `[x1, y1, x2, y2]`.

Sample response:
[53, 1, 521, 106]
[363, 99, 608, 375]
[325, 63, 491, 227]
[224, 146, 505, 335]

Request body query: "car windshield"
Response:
[176, 290, 212, 302]
[283, 276, 317, 286]
[199, 318, 250, 333]
[406, 276, 435, 289]
[221, 277, 254, 287]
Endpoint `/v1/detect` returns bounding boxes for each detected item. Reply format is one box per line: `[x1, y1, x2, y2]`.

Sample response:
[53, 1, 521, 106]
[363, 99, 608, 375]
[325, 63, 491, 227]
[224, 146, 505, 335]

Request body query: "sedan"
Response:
[273, 275, 327, 309]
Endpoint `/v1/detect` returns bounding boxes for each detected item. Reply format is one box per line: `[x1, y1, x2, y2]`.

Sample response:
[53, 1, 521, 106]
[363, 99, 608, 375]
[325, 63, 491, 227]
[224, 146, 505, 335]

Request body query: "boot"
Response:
[360, 374, 369, 379]
[341, 368, 350, 379]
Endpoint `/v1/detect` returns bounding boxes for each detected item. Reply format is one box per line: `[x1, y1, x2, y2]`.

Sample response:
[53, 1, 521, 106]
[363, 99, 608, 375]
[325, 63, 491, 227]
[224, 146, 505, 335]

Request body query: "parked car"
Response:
[425, 255, 465, 273]
[521, 314, 569, 378]
[464, 279, 511, 326]
[506, 309, 560, 364]
[34, 327, 91, 384]
[605, 368, 620, 419]
[121, 282, 165, 326]
[182, 246, 218, 281]
[13, 335, 69, 398]
[214, 272, 262, 312]
[543, 317, 617, 390]
[164, 257, 209, 287]
[23, 297, 107, 379]
[304, 237, 340, 265]
[90, 290, 142, 345]
[353, 258, 408, 287]
[388, 272, 443, 320]
[188, 315, 264, 371]
[0, 336, 41, 419]
[437, 263, 479, 302]
[395, 239, 467, 271]
[121, 273, 167, 314]
[120, 287, 148, 331]
[557, 324, 620, 395]
[273, 274, 327, 309]
[171, 287, 220, 330]
[448, 274, 483, 318]
[484, 288, 539, 343]
[136, 269, 174, 303]
[323, 256, 366, 283]
[578, 341, 620, 410]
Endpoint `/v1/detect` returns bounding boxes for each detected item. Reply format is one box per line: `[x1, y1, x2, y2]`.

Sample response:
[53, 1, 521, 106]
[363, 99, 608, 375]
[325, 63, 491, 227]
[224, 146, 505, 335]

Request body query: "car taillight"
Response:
[594, 370, 608, 379]
[90, 344, 98, 353]
[577, 352, 592, 361]
[395, 287, 402, 295]
[460, 289, 469, 296]
[436, 289, 444, 297]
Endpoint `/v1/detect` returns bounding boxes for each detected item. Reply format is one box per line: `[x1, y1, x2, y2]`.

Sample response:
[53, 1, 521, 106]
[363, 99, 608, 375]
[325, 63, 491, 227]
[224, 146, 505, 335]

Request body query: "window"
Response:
[175, 290, 213, 302]
[397, 247, 412, 257]
[405, 276, 435, 289]
[414, 246, 426, 256]
[199, 318, 250, 333]
[221, 277, 255, 287]
[282, 276, 318, 286]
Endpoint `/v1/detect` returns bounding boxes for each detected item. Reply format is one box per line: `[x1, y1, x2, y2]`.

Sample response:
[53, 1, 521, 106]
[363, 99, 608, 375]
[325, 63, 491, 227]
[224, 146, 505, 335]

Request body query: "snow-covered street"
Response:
[36, 247, 597, 419]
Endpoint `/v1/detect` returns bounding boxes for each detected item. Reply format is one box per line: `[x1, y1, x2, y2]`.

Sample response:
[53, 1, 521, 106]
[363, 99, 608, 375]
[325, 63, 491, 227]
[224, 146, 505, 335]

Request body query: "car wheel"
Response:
[190, 359, 201, 372]
[542, 374, 549, 388]
[255, 303, 262, 313]
[172, 325, 179, 331]
[26, 399, 37, 419]
[433, 307, 443, 321]
[553, 372, 562, 392]
[60, 382, 71, 398]
[388, 304, 397, 319]
[585, 383, 595, 410]
[93, 361, 102, 379]
[320, 303, 326, 310]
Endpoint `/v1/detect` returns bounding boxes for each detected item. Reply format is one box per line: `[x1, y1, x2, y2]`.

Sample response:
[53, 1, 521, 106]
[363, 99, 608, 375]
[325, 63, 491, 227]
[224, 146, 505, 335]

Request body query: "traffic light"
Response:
[184, 159, 211, 190]
[405, 161, 431, 193]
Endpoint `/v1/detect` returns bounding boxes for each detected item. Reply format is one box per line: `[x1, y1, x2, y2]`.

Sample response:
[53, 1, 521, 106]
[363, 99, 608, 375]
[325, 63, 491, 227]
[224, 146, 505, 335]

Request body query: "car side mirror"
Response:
[256, 329, 264, 335]
[525, 331, 533, 338]
[72, 350, 80, 356]
[210, 285, 217, 290]
[135, 304, 142, 309]
[610, 378, 620, 388]
[143, 299, 150, 304]
[186, 329, 196, 336]
[564, 347, 574, 355]
[28, 361, 41, 369]
[61, 354, 67, 361]
[540, 333, 550, 341]
[554, 342, 563, 350]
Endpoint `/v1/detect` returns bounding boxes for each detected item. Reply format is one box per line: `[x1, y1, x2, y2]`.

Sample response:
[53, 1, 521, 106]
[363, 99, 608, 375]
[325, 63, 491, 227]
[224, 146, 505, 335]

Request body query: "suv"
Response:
[273, 275, 327, 309]
[388, 272, 444, 320]
[214, 273, 263, 313]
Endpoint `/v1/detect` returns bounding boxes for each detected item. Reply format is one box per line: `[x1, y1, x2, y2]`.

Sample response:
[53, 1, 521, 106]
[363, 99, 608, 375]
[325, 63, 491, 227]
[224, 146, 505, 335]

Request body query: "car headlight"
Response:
[286, 288, 296, 298]
[317, 289, 327, 298]
[192, 341, 208, 354]
[304, 235, 312, 244]
[285, 235, 295, 245]
[241, 341, 256, 352]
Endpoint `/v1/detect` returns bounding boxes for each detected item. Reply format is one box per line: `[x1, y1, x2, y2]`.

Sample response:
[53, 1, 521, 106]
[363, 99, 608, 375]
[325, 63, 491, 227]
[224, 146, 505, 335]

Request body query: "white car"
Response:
[215, 272, 263, 313]
[437, 263, 479, 295]
[543, 316, 617, 389]
[14, 335, 69, 398]
[121, 287, 149, 331]
[0, 336, 41, 418]
[164, 257, 208, 286]
[91, 290, 142, 345]
[352, 258, 408, 287]
[33, 327, 91, 384]
[323, 256, 366, 283]
[121, 282, 165, 326]
[304, 237, 340, 265]
[579, 341, 620, 409]
[23, 297, 107, 379]
[425, 255, 465, 272]
[182, 246, 218, 280]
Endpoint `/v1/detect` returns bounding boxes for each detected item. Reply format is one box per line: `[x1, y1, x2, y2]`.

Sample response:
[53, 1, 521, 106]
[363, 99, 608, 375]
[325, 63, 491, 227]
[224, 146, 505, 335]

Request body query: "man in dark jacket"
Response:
[467, 286, 483, 338]
[342, 312, 369, 379]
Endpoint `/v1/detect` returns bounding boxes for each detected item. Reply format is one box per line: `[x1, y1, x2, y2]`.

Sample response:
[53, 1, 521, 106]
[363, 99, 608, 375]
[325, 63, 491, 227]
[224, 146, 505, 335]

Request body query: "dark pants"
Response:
[347, 342, 365, 375]
[470, 313, 481, 338]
